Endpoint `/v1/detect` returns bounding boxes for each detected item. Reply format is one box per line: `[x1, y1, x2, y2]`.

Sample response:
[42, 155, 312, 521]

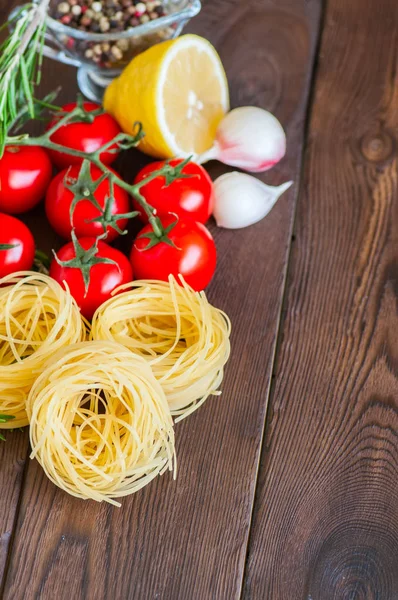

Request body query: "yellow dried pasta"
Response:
[27, 340, 175, 506]
[91, 276, 231, 421]
[0, 272, 87, 428]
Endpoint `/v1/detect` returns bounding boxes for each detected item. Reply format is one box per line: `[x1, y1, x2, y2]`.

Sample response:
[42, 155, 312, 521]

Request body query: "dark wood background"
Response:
[1, 0, 398, 598]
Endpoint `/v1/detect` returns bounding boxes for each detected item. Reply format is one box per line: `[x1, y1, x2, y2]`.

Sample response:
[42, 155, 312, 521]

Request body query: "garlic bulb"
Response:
[197, 106, 286, 173]
[213, 172, 292, 229]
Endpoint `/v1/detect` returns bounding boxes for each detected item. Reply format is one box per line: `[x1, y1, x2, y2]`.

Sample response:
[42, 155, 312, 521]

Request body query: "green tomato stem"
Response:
[4, 109, 180, 239]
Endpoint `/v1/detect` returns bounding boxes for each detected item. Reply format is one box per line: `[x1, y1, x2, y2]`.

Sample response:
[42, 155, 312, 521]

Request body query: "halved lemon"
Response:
[103, 34, 229, 159]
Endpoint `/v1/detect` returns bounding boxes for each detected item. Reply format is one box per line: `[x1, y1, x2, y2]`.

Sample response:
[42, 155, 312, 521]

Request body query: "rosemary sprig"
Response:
[13, 88, 61, 133]
[0, 0, 50, 156]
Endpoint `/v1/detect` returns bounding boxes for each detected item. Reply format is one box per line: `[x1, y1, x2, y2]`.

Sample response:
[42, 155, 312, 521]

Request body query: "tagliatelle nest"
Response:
[91, 276, 231, 421]
[27, 341, 175, 506]
[0, 272, 87, 428]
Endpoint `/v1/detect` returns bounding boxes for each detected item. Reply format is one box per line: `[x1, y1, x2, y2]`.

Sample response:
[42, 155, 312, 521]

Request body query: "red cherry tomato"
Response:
[45, 164, 131, 242]
[47, 102, 121, 169]
[0, 146, 52, 214]
[50, 237, 133, 320]
[0, 213, 35, 278]
[130, 215, 216, 291]
[133, 159, 214, 224]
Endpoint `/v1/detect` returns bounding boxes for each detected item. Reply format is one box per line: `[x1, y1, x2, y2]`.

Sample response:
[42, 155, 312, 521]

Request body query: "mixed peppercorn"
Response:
[53, 0, 166, 32]
[51, 0, 170, 67]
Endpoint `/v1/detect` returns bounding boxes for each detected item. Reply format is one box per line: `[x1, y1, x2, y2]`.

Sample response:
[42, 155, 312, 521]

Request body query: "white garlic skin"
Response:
[203, 106, 286, 173]
[213, 172, 293, 229]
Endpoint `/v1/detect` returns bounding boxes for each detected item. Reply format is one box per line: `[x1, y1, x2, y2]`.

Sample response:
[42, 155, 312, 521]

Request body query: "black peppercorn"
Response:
[90, 21, 101, 32]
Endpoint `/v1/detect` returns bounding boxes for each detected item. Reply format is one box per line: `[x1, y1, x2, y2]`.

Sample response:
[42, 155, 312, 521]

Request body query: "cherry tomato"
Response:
[0, 213, 35, 278]
[130, 215, 216, 291]
[133, 159, 214, 224]
[47, 102, 121, 169]
[50, 237, 133, 320]
[0, 146, 52, 214]
[45, 164, 131, 242]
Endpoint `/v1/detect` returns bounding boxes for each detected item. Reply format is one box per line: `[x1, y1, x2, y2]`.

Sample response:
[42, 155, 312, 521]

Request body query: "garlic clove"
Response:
[198, 106, 286, 173]
[213, 171, 293, 229]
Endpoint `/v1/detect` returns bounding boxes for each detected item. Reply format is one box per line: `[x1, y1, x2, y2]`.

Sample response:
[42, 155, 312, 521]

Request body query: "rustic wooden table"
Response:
[1, 0, 398, 598]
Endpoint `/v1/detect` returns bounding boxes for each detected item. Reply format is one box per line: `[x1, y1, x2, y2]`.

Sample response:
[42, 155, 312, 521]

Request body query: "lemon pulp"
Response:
[104, 34, 229, 159]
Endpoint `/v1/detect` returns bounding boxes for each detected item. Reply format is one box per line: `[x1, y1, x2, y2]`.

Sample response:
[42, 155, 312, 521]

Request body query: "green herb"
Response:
[0, 414, 15, 441]
[13, 88, 61, 133]
[0, 0, 50, 156]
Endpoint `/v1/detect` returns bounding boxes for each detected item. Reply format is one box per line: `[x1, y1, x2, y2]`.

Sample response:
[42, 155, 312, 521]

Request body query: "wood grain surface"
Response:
[243, 0, 398, 598]
[0, 431, 28, 589]
[0, 0, 321, 598]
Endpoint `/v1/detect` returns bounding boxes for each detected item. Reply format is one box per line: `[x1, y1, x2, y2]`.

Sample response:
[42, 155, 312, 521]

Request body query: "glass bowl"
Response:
[11, 0, 201, 102]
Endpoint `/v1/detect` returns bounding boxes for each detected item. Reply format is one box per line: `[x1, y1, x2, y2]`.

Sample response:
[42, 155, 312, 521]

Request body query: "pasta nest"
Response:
[27, 340, 175, 506]
[0, 272, 86, 428]
[91, 277, 231, 420]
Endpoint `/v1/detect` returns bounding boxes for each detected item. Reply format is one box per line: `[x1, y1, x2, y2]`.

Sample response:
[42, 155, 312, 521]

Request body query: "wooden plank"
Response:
[243, 0, 398, 597]
[0, 431, 28, 590]
[1, 1, 321, 598]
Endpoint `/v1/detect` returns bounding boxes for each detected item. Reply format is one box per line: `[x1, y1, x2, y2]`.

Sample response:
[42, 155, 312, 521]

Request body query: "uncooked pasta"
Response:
[0, 272, 87, 428]
[91, 276, 231, 420]
[27, 341, 175, 506]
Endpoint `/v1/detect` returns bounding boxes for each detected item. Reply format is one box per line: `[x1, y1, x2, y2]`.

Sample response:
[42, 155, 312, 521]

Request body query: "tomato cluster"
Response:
[0, 102, 217, 319]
